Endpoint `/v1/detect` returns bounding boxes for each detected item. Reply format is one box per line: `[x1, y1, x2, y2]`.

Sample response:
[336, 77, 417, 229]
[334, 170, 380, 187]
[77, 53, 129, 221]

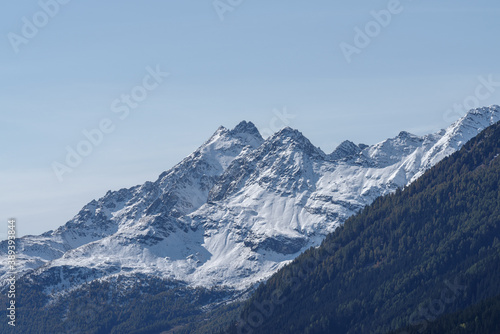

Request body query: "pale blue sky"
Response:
[1, 0, 500, 238]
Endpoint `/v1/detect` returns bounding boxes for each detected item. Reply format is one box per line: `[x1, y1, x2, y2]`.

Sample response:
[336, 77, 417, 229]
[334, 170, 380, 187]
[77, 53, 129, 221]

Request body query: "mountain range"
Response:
[231, 111, 500, 334]
[1, 105, 500, 333]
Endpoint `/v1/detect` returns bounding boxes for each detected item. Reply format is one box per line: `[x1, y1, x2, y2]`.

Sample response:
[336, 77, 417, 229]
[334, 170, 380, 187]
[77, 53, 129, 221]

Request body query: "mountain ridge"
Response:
[2, 105, 500, 296]
[231, 111, 500, 334]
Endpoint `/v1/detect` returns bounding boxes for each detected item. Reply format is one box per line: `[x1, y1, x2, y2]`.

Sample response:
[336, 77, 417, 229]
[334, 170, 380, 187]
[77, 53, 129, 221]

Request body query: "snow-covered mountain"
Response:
[2, 106, 500, 295]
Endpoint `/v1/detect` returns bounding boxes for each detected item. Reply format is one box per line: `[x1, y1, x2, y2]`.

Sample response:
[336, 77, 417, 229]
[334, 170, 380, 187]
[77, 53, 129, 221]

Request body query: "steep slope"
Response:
[231, 118, 500, 334]
[188, 127, 328, 288]
[0, 121, 264, 286]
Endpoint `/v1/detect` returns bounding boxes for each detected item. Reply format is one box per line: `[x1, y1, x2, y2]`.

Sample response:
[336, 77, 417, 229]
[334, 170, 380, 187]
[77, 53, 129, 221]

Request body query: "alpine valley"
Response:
[1, 106, 500, 333]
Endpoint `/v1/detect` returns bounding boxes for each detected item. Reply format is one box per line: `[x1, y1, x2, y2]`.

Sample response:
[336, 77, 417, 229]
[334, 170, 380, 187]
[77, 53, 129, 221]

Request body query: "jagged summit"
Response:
[272, 126, 308, 139]
[267, 127, 326, 159]
[224, 120, 264, 150]
[329, 140, 361, 161]
[466, 104, 499, 116]
[451, 105, 500, 136]
[397, 130, 418, 139]
[230, 120, 262, 138]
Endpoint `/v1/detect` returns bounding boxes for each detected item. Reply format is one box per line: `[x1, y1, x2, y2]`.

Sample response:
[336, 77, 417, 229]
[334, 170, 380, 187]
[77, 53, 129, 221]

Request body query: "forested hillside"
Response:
[391, 294, 500, 334]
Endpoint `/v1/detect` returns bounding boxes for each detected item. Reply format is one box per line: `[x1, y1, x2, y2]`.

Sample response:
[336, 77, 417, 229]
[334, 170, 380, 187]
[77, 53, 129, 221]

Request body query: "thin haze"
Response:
[1, 0, 500, 238]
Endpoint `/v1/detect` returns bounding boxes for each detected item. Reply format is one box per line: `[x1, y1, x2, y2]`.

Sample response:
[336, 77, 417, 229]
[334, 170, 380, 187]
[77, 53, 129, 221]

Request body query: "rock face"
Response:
[1, 106, 499, 293]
